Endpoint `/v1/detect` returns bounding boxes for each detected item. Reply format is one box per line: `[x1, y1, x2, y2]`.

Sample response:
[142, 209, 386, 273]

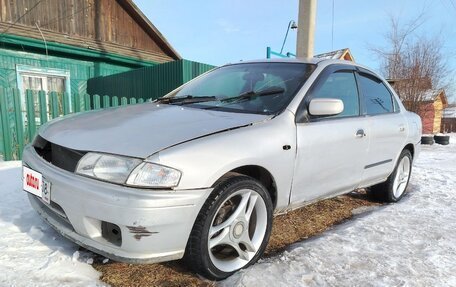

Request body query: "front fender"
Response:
[151, 111, 297, 211]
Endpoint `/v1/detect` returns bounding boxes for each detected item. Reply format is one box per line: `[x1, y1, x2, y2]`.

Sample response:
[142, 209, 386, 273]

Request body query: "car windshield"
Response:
[161, 62, 316, 115]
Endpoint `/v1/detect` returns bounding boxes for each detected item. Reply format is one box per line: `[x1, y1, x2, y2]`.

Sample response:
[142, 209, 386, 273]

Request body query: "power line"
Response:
[331, 0, 335, 50]
[1, 0, 45, 36]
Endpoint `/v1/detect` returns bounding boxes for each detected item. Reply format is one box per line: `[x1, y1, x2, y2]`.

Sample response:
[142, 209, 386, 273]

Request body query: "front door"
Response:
[291, 65, 369, 205]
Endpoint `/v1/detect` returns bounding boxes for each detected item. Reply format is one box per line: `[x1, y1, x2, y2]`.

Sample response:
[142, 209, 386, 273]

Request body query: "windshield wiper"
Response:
[221, 87, 285, 103]
[155, 95, 217, 105]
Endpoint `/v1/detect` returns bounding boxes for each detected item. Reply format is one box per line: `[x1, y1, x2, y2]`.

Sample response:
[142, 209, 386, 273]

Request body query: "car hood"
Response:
[39, 103, 270, 158]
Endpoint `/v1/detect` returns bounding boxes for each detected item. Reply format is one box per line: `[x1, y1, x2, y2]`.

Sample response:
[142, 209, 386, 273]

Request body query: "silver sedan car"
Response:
[22, 58, 421, 280]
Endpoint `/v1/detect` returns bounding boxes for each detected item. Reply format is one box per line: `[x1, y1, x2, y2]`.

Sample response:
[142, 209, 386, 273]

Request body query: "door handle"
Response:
[356, 129, 366, 138]
[399, 125, 405, 132]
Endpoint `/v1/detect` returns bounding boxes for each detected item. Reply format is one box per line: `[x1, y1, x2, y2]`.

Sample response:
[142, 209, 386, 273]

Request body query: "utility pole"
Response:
[296, 0, 317, 58]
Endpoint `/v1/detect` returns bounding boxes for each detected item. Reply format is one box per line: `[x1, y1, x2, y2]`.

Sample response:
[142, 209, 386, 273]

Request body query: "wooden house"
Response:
[0, 0, 180, 102]
[441, 104, 456, 133]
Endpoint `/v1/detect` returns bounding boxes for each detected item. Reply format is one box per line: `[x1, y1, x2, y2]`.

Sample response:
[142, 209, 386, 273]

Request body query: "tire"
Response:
[421, 136, 434, 145]
[434, 135, 450, 145]
[436, 140, 449, 145]
[184, 175, 273, 280]
[368, 149, 413, 202]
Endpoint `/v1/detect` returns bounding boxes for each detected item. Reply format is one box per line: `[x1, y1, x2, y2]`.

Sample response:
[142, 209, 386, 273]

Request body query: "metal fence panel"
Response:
[87, 59, 216, 101]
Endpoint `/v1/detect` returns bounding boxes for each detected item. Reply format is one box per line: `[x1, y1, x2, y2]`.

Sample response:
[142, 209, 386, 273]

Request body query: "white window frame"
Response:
[16, 65, 72, 122]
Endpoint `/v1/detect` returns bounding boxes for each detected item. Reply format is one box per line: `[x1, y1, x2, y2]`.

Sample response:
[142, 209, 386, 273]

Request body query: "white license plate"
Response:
[23, 166, 51, 204]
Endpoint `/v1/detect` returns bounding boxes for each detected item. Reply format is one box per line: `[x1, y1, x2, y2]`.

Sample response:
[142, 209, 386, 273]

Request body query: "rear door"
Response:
[356, 70, 407, 187]
[291, 65, 369, 205]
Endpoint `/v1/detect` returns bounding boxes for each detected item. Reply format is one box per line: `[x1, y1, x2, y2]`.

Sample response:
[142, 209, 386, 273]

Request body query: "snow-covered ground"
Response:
[0, 136, 454, 287]
[0, 161, 104, 287]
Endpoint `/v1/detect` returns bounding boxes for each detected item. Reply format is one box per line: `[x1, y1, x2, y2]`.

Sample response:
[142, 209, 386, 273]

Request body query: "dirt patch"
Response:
[93, 191, 380, 287]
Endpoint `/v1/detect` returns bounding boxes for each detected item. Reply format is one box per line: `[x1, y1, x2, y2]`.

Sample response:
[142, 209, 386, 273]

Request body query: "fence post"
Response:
[84, 94, 91, 111]
[93, 94, 101, 109]
[112, 96, 119, 107]
[13, 88, 25, 158]
[102, 95, 110, 108]
[50, 91, 59, 119]
[121, 97, 128, 106]
[73, 93, 81, 113]
[38, 90, 47, 125]
[0, 88, 13, 160]
[26, 90, 37, 143]
[63, 92, 71, 115]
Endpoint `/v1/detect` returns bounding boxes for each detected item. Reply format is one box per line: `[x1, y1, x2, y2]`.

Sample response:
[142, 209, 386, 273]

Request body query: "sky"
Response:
[134, 0, 456, 102]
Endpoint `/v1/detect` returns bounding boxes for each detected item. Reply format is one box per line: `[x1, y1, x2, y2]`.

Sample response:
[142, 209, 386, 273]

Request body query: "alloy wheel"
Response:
[207, 188, 268, 272]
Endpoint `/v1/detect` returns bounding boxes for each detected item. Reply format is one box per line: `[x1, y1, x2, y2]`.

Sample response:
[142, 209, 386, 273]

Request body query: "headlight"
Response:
[126, 162, 181, 188]
[76, 153, 142, 184]
[76, 152, 181, 188]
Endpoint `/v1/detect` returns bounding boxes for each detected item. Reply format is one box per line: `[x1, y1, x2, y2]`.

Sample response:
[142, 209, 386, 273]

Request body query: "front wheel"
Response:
[185, 175, 273, 280]
[368, 149, 413, 202]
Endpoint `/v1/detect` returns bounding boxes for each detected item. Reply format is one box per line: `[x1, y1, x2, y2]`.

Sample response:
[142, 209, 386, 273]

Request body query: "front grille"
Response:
[33, 135, 86, 172]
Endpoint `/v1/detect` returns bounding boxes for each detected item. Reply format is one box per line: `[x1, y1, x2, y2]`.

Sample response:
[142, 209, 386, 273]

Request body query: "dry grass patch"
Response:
[93, 191, 380, 287]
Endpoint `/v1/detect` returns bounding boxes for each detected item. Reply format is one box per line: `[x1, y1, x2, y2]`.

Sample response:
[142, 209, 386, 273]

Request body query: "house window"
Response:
[16, 65, 71, 123]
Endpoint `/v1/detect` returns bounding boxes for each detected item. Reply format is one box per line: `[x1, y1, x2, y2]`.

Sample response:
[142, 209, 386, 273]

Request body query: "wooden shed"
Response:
[417, 89, 448, 134]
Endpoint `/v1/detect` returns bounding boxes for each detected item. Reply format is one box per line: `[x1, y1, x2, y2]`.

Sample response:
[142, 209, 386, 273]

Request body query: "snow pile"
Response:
[223, 135, 456, 286]
[0, 161, 105, 287]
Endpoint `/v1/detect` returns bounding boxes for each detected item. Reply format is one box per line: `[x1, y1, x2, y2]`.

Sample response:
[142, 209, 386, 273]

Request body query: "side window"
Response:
[311, 71, 360, 118]
[358, 73, 394, 115]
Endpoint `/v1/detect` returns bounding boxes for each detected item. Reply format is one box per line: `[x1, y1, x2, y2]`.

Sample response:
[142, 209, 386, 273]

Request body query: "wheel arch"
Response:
[212, 165, 278, 209]
[403, 143, 415, 158]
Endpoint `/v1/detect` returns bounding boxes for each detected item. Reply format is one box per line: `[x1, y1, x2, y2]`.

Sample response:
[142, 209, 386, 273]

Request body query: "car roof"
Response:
[224, 58, 381, 79]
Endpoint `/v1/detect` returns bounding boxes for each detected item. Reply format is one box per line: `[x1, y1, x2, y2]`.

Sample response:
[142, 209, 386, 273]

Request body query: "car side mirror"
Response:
[308, 98, 344, 116]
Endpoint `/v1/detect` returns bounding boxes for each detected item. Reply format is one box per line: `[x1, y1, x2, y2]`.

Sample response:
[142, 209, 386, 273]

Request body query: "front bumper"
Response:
[23, 144, 213, 263]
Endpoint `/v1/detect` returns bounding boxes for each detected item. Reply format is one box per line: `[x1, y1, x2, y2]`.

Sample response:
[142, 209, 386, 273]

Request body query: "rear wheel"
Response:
[185, 175, 273, 280]
[368, 149, 412, 202]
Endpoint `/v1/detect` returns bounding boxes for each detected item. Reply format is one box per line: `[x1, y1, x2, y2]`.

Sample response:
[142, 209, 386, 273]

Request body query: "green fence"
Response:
[0, 88, 150, 161]
[87, 59, 216, 101]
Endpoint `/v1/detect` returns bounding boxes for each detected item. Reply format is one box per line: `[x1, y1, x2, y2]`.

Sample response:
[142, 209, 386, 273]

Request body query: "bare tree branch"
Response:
[370, 12, 449, 115]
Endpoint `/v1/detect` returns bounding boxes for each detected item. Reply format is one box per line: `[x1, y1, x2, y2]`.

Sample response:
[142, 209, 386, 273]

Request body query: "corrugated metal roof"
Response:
[314, 49, 346, 60]
[419, 89, 446, 102]
[314, 48, 354, 61]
